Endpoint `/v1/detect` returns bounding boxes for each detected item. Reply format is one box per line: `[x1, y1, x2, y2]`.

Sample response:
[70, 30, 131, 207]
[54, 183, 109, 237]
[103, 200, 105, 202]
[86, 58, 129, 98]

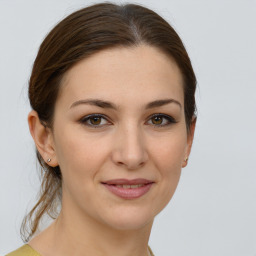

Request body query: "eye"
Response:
[147, 114, 177, 127]
[79, 114, 110, 128]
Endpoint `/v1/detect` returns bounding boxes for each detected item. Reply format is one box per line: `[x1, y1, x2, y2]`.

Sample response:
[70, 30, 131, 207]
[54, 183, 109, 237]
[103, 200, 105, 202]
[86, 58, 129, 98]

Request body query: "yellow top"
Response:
[6, 244, 154, 256]
[6, 245, 41, 256]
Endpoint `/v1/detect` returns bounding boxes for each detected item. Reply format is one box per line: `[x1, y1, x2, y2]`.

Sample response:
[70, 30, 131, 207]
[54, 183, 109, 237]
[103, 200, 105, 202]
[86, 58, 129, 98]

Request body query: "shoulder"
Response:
[6, 245, 41, 256]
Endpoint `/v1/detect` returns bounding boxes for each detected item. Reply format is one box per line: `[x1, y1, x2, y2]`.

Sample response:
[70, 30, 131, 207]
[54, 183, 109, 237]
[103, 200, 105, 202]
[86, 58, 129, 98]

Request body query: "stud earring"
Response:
[184, 157, 188, 162]
[47, 158, 51, 163]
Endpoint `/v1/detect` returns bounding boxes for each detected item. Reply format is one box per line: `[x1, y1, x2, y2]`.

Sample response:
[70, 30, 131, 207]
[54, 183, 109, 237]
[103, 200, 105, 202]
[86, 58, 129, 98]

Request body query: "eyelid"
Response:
[79, 114, 111, 128]
[146, 113, 177, 127]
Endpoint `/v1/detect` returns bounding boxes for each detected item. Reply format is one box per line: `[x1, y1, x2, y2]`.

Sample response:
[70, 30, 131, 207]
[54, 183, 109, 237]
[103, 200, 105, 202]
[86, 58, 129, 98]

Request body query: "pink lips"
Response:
[102, 179, 154, 199]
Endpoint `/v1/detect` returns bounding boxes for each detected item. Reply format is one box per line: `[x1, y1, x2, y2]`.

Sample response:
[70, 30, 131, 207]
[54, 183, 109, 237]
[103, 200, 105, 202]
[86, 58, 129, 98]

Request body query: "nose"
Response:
[111, 124, 149, 170]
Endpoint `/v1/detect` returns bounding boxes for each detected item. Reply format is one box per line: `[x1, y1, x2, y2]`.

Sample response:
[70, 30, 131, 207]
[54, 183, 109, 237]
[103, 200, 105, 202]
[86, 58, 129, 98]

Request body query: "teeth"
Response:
[115, 184, 144, 188]
[131, 184, 143, 188]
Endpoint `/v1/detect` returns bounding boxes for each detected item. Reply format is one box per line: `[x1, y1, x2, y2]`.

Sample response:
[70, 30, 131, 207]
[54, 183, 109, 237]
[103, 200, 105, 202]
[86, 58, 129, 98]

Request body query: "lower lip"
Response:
[102, 183, 153, 199]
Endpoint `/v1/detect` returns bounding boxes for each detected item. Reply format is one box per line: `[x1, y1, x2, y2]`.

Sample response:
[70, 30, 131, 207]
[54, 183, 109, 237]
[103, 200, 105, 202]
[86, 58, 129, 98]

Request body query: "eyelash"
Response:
[79, 113, 177, 129]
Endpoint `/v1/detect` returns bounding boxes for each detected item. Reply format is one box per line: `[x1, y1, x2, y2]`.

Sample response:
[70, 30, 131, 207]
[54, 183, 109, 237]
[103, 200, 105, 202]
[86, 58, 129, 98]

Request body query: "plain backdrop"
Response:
[0, 0, 256, 255]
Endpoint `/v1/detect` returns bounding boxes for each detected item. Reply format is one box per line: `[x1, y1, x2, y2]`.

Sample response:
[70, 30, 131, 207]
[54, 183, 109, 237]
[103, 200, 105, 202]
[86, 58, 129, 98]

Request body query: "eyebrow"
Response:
[70, 98, 182, 110]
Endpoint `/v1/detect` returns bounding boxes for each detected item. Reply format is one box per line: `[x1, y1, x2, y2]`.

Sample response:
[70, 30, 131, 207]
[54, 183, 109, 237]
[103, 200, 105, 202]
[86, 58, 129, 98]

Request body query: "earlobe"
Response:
[182, 117, 197, 168]
[28, 110, 58, 167]
[182, 156, 189, 168]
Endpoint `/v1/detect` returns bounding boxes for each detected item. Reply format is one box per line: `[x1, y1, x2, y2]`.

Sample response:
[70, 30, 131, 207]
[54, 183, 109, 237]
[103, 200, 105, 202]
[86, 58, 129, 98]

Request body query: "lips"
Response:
[101, 179, 154, 199]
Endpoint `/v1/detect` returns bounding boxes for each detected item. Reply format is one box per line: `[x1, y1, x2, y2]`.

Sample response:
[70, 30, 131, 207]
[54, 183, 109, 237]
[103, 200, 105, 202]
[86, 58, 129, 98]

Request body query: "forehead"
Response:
[58, 45, 184, 109]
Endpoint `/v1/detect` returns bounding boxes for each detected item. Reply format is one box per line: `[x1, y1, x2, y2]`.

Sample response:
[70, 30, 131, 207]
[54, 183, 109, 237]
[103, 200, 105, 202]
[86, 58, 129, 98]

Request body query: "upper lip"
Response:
[102, 178, 154, 185]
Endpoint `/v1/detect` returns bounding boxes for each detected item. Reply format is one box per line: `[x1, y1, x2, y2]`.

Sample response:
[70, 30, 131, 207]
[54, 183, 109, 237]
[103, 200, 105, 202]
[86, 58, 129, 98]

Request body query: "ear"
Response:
[182, 117, 197, 168]
[28, 110, 58, 167]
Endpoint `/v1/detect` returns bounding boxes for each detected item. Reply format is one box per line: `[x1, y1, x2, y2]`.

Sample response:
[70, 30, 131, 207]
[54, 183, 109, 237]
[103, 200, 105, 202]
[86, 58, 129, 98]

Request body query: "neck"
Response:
[29, 198, 153, 256]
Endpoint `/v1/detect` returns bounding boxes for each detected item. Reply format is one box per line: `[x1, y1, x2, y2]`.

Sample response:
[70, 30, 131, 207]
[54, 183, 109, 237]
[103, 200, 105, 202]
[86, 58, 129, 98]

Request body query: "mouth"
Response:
[101, 179, 154, 199]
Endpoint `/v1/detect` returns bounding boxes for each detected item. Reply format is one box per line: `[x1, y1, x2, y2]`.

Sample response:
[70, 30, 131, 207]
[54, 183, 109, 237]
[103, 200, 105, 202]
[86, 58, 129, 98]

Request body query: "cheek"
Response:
[53, 128, 109, 185]
[152, 129, 187, 171]
[149, 130, 187, 208]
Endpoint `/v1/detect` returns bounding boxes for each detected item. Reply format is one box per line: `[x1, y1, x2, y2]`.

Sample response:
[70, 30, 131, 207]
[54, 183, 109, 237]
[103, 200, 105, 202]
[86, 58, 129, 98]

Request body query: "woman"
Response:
[7, 2, 196, 256]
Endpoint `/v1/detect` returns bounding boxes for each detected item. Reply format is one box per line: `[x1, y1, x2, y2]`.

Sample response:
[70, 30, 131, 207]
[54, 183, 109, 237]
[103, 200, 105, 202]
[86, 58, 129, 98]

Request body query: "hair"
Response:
[21, 1, 197, 242]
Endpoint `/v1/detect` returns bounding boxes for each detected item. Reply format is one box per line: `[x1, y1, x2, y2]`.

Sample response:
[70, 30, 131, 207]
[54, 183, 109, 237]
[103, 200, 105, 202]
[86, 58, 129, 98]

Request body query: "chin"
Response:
[107, 217, 153, 231]
[99, 206, 155, 231]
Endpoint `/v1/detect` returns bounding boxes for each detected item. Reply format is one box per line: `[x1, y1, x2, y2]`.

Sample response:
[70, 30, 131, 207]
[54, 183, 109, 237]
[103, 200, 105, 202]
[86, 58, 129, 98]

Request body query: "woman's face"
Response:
[50, 45, 194, 230]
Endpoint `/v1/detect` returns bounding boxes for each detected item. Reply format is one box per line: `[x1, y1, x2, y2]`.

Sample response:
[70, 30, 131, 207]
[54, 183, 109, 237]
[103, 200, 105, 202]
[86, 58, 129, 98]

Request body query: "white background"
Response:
[0, 0, 256, 255]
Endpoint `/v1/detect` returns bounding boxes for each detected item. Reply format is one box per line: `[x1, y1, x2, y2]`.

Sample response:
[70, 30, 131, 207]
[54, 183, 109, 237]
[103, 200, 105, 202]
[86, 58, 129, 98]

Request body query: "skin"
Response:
[28, 45, 195, 256]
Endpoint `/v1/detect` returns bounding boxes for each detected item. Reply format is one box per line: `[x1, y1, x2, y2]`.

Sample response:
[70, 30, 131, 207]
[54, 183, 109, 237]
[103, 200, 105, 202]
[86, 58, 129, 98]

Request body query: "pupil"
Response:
[153, 116, 162, 125]
[91, 117, 101, 125]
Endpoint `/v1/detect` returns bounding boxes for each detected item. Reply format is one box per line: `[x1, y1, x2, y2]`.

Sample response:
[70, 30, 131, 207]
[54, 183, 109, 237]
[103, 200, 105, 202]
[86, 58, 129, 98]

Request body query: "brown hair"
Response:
[21, 1, 197, 242]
